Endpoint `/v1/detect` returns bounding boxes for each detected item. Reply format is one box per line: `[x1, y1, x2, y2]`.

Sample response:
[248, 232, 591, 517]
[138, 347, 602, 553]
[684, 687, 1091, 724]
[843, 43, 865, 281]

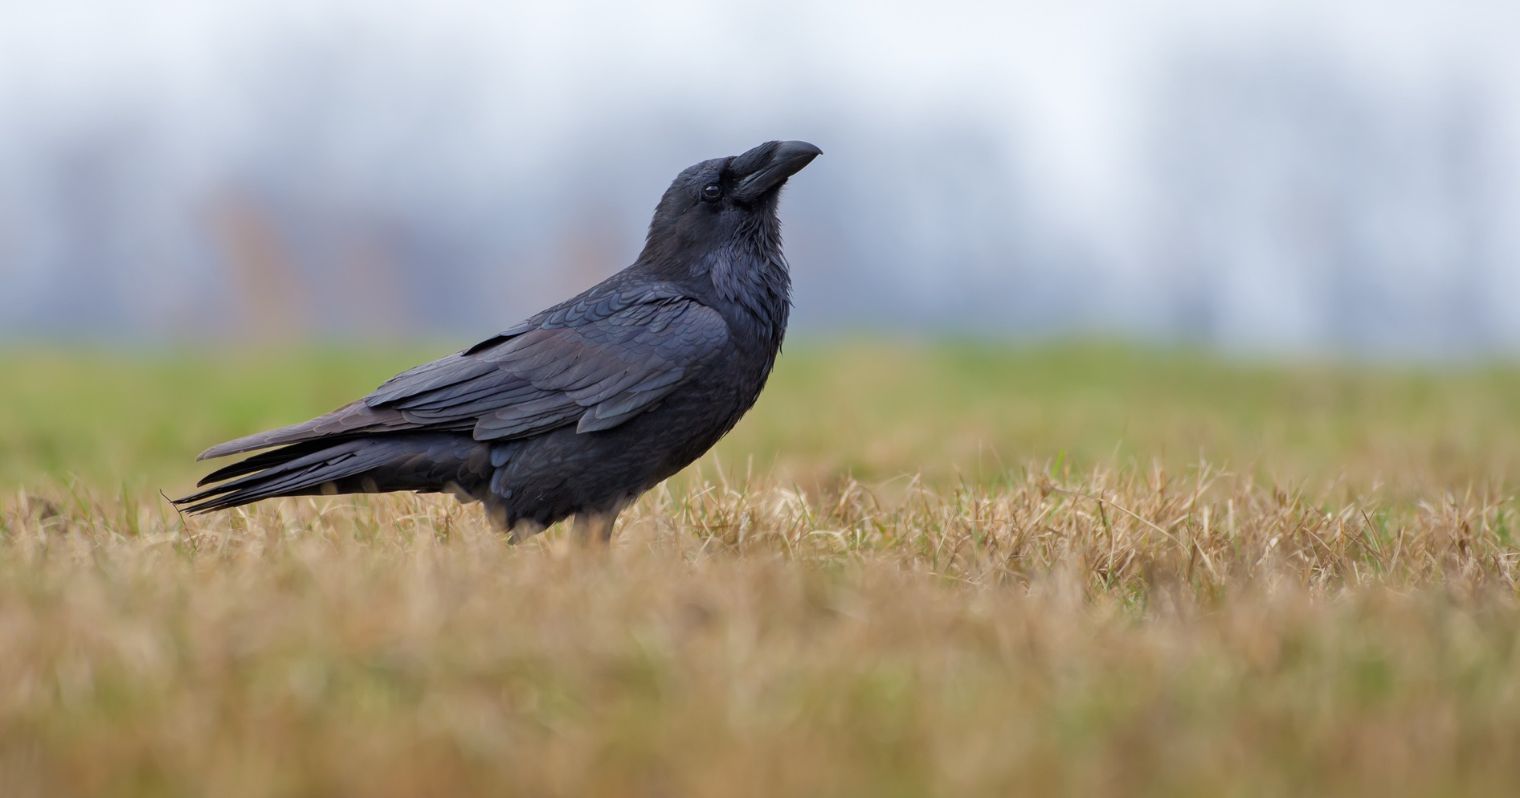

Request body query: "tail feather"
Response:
[176, 434, 489, 515]
[195, 401, 416, 461]
[196, 438, 356, 486]
[177, 441, 383, 512]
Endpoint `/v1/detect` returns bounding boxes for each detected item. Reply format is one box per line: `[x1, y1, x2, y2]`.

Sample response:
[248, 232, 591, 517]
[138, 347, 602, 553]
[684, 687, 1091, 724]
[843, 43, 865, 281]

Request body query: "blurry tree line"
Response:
[0, 41, 1514, 357]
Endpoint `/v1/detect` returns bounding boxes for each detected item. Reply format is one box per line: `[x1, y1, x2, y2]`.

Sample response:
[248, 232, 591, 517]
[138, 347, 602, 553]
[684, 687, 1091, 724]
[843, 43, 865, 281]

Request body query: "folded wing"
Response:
[197, 285, 730, 461]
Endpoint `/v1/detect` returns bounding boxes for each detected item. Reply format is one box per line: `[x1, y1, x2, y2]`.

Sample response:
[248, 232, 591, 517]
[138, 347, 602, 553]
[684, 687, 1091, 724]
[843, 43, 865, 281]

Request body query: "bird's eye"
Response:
[701, 184, 723, 202]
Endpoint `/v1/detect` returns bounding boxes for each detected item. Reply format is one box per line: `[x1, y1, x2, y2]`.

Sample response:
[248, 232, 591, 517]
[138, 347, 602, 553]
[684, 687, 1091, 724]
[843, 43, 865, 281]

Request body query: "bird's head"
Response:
[639, 140, 821, 267]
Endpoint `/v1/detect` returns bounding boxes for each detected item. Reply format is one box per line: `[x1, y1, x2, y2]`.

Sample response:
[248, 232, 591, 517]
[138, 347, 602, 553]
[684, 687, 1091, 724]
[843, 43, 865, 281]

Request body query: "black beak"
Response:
[732, 140, 822, 202]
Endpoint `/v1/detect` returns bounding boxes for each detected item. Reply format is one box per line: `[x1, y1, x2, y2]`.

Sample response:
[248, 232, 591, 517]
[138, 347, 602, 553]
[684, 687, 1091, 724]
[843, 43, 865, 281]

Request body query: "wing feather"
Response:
[196, 282, 729, 460]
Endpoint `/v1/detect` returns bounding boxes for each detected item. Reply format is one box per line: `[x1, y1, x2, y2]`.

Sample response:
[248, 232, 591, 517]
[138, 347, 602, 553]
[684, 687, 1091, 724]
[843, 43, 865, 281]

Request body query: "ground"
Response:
[1, 343, 1518, 797]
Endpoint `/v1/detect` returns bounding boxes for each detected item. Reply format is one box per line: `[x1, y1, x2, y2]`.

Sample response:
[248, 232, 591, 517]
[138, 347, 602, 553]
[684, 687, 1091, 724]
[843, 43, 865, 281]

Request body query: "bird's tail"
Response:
[174, 434, 490, 514]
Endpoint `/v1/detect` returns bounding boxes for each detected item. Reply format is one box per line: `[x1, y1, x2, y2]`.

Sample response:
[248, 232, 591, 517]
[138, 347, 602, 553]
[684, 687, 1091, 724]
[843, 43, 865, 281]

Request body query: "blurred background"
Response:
[1, 0, 1517, 358]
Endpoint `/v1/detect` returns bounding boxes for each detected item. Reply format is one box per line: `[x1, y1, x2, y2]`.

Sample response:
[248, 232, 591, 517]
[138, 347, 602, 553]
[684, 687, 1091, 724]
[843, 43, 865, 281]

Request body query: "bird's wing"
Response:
[197, 285, 730, 460]
[372, 285, 730, 439]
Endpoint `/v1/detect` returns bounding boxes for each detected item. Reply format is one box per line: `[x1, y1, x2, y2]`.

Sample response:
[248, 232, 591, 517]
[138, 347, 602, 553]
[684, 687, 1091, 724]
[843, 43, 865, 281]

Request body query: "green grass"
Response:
[2, 342, 1519, 797]
[5, 341, 1515, 492]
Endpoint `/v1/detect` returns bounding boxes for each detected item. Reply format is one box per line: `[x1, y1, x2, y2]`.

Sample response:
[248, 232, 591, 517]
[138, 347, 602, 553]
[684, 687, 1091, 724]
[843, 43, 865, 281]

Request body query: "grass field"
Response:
[2, 342, 1519, 797]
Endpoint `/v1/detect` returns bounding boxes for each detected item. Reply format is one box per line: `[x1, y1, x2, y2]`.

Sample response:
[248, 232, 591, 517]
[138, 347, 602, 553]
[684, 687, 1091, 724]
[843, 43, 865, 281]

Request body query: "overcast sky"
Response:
[6, 1, 1515, 205]
[2, 2, 1517, 354]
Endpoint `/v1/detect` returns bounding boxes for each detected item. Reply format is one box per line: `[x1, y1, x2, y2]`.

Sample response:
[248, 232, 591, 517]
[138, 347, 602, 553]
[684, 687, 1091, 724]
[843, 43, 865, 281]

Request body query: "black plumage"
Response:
[175, 140, 821, 541]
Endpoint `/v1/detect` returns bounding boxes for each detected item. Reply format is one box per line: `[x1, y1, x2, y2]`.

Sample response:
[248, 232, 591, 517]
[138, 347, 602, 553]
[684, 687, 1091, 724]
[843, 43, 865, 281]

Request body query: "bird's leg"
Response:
[571, 509, 620, 544]
[508, 519, 546, 544]
[483, 497, 544, 543]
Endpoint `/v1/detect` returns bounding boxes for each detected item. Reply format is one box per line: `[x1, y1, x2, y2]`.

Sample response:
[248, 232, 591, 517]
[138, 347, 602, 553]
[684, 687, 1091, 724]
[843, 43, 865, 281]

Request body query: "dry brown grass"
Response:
[2, 345, 1519, 796]
[3, 462, 1519, 798]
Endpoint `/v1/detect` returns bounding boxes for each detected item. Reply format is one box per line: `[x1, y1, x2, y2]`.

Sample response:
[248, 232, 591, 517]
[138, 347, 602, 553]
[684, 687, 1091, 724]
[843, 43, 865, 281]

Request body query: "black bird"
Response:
[175, 140, 820, 541]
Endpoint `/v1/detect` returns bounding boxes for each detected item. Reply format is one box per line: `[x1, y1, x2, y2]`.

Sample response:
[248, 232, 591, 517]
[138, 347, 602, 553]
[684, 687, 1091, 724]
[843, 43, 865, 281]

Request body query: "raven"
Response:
[175, 140, 821, 541]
